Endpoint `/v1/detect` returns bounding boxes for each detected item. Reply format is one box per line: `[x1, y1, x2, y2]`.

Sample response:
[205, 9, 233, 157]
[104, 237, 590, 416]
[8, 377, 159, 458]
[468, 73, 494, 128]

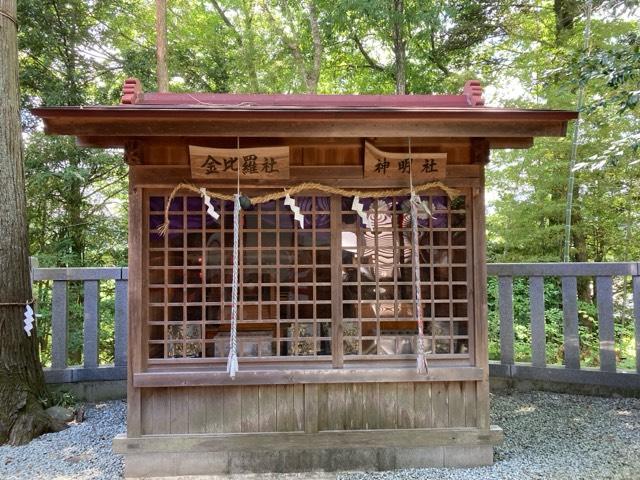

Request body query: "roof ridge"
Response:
[118, 78, 486, 108]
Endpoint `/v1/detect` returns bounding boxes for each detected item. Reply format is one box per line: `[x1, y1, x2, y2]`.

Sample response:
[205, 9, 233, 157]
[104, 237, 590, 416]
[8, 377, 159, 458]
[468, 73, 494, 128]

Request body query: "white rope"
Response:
[227, 138, 241, 378]
[226, 193, 240, 378]
[409, 138, 429, 374]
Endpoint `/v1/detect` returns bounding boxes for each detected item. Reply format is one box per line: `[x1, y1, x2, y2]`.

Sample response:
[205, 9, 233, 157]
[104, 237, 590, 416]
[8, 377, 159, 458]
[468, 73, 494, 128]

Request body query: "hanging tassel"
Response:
[410, 192, 429, 374]
[227, 194, 241, 379]
[24, 303, 35, 337]
[351, 196, 373, 231]
[284, 193, 305, 229]
[200, 187, 220, 220]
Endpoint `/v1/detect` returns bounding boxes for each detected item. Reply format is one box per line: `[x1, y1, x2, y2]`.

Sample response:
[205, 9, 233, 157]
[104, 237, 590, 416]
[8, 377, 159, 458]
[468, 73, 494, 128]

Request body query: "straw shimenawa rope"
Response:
[157, 181, 460, 235]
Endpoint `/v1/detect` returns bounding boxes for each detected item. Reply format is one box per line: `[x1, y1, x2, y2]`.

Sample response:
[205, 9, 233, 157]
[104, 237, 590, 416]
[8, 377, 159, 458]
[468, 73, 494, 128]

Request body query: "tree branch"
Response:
[352, 35, 386, 72]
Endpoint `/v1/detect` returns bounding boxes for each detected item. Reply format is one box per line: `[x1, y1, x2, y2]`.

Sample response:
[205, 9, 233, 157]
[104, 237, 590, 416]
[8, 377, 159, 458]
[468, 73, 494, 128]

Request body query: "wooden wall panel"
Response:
[139, 381, 482, 435]
[140, 137, 474, 167]
[258, 385, 277, 432]
[205, 387, 224, 432]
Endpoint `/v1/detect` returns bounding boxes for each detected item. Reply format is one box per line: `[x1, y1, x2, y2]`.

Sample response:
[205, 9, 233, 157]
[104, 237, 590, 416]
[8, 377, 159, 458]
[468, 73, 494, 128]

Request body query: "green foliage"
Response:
[15, 0, 640, 368]
[43, 389, 77, 409]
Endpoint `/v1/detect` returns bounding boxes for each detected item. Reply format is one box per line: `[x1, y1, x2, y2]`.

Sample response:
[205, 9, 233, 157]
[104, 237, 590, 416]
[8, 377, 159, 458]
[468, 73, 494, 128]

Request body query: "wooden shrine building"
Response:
[34, 80, 576, 477]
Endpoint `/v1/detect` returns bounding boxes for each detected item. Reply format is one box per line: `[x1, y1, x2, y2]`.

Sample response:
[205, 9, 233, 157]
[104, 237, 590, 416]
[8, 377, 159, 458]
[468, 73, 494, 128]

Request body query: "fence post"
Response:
[83, 280, 100, 369]
[633, 274, 640, 374]
[561, 276, 580, 369]
[114, 273, 128, 367]
[51, 280, 68, 370]
[498, 276, 514, 366]
[596, 276, 616, 372]
[529, 276, 546, 368]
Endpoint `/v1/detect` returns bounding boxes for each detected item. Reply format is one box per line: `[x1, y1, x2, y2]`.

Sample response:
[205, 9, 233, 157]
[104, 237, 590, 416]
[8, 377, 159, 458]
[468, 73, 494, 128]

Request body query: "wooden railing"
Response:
[487, 263, 640, 390]
[33, 263, 640, 390]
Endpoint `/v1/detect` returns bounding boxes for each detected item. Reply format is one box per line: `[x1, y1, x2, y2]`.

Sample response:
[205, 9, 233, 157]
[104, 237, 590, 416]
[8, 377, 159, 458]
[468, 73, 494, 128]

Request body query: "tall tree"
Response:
[261, 0, 324, 93]
[156, 0, 169, 91]
[0, 0, 54, 445]
[326, 0, 509, 94]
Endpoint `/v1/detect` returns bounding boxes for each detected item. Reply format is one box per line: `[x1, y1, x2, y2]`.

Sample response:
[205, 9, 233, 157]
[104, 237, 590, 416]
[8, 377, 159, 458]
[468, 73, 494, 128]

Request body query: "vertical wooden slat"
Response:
[293, 384, 305, 432]
[51, 280, 68, 370]
[413, 383, 432, 428]
[378, 383, 397, 429]
[223, 386, 242, 433]
[258, 385, 277, 432]
[316, 383, 329, 431]
[634, 275, 640, 374]
[276, 384, 295, 432]
[141, 390, 153, 435]
[169, 387, 188, 434]
[463, 382, 477, 427]
[114, 278, 128, 367]
[471, 182, 490, 430]
[447, 382, 465, 427]
[152, 388, 170, 434]
[241, 386, 260, 433]
[396, 382, 414, 429]
[431, 382, 449, 428]
[83, 280, 100, 368]
[362, 383, 379, 429]
[188, 388, 207, 434]
[127, 185, 143, 437]
[327, 383, 346, 430]
[205, 387, 224, 433]
[561, 276, 580, 369]
[345, 383, 364, 430]
[596, 276, 616, 372]
[529, 276, 546, 367]
[304, 384, 319, 433]
[498, 276, 514, 365]
[330, 195, 344, 368]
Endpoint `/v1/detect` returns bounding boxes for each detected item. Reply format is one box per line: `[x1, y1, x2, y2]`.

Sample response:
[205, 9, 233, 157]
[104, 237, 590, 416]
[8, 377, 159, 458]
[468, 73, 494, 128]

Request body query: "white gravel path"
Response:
[0, 391, 638, 480]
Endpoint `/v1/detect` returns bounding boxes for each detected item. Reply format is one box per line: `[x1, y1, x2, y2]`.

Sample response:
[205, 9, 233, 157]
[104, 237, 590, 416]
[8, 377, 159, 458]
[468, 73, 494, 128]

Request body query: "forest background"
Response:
[17, 0, 640, 369]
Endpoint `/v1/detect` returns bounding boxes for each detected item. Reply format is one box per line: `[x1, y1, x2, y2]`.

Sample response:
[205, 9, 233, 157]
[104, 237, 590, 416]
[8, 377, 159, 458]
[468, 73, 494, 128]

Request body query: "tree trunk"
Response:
[391, 0, 406, 94]
[155, 0, 169, 92]
[0, 0, 55, 445]
[306, 0, 322, 93]
[554, 0, 579, 40]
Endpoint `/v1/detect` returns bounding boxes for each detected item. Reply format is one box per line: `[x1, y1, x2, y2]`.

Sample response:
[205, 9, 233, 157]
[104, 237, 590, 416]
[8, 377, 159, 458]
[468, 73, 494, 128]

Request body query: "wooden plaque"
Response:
[189, 145, 290, 180]
[364, 142, 446, 180]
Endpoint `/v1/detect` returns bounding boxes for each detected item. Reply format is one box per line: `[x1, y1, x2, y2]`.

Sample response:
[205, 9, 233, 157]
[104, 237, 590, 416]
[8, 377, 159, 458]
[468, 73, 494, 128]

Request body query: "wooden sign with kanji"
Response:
[364, 142, 447, 180]
[189, 145, 290, 179]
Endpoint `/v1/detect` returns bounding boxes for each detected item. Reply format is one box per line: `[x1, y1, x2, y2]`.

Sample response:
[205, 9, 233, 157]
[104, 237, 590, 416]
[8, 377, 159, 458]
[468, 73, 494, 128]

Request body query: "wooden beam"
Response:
[488, 137, 534, 149]
[113, 425, 504, 453]
[133, 366, 484, 387]
[129, 164, 482, 186]
[44, 116, 570, 139]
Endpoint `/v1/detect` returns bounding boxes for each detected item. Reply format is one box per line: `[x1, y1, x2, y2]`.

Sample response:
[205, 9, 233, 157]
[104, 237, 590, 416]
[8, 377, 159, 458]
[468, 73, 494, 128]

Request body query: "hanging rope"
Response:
[227, 193, 240, 378]
[408, 138, 429, 374]
[158, 181, 459, 236]
[563, 0, 593, 262]
[227, 138, 242, 378]
[0, 9, 18, 27]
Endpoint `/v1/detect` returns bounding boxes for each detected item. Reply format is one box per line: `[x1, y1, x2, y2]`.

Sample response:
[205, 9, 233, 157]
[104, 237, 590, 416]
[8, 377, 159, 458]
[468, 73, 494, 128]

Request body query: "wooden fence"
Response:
[488, 263, 640, 390]
[34, 263, 640, 390]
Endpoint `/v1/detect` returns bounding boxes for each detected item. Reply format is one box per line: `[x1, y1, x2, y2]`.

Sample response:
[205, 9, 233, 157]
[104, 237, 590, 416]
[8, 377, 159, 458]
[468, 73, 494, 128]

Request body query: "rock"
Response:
[74, 406, 85, 423]
[45, 406, 74, 423]
[64, 454, 92, 464]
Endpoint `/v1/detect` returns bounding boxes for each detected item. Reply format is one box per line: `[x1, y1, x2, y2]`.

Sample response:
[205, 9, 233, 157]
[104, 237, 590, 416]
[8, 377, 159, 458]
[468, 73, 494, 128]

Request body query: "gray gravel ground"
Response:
[0, 391, 638, 480]
[0, 401, 126, 480]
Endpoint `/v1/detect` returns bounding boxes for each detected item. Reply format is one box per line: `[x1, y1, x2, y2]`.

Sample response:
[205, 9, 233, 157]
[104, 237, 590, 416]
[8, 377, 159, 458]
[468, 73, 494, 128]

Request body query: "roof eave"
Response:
[33, 107, 576, 146]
